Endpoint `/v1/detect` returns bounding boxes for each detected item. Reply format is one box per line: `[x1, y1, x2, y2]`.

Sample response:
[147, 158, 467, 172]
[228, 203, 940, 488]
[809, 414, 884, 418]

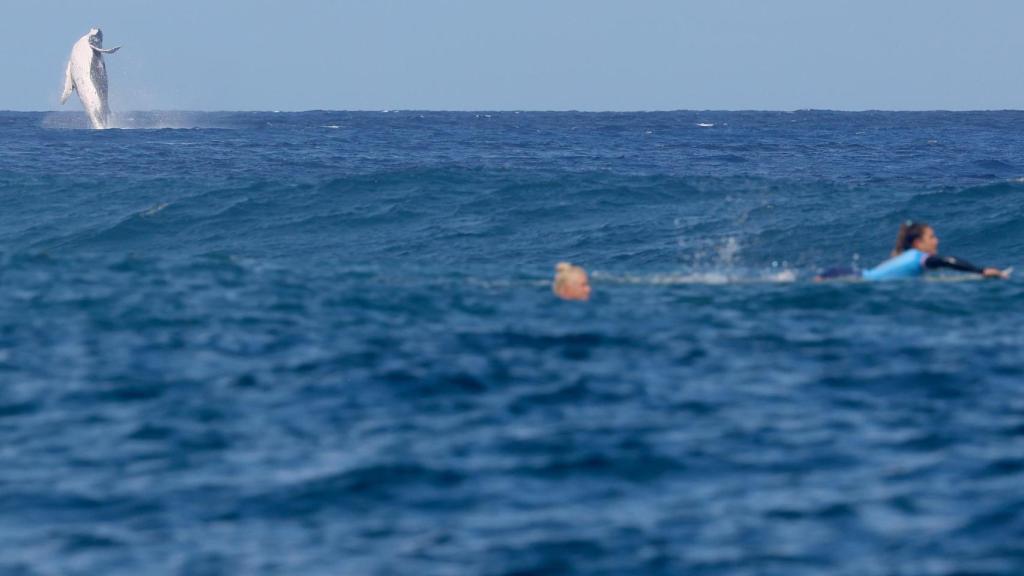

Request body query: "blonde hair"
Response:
[553, 262, 585, 293]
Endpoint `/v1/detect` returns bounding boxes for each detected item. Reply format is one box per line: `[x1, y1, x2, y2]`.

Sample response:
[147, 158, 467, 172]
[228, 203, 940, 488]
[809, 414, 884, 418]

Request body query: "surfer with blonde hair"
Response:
[553, 262, 591, 300]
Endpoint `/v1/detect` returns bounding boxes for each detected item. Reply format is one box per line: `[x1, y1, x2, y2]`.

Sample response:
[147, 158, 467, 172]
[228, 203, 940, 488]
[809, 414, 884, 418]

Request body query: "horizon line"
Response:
[4, 108, 1024, 114]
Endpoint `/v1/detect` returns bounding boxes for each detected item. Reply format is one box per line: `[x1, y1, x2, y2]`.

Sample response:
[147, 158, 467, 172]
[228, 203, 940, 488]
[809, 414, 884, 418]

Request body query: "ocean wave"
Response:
[6, 166, 1022, 272]
[5, 111, 1024, 574]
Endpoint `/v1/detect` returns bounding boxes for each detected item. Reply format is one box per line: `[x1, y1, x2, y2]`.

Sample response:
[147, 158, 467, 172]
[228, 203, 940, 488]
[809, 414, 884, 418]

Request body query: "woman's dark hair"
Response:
[892, 220, 930, 256]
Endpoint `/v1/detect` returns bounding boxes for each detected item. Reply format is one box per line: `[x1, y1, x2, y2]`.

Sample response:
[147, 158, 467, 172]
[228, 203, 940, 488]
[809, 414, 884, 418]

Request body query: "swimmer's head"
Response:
[553, 262, 591, 301]
[893, 220, 937, 256]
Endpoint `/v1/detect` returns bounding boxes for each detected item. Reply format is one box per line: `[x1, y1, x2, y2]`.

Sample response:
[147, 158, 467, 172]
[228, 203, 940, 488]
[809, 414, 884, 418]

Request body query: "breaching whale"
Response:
[61, 28, 120, 129]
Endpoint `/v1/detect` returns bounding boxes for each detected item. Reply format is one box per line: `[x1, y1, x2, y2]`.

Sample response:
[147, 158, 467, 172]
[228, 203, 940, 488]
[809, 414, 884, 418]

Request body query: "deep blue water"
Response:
[2, 110, 1024, 575]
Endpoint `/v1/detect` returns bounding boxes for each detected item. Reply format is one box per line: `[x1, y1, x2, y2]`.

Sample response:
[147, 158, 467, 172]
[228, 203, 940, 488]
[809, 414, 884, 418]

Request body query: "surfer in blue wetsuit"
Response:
[818, 221, 1009, 281]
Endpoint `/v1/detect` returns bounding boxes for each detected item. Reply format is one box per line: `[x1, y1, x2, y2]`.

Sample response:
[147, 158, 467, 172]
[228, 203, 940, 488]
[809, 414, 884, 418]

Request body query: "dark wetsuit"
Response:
[922, 255, 985, 273]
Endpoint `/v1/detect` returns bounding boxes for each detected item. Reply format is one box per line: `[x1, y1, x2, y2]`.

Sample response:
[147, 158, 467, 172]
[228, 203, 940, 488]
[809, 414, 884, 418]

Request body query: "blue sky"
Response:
[5, 0, 1024, 111]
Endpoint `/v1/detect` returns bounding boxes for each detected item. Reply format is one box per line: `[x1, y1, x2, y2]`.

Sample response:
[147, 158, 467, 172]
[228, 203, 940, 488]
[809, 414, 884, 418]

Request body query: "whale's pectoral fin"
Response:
[60, 59, 74, 105]
[92, 45, 121, 54]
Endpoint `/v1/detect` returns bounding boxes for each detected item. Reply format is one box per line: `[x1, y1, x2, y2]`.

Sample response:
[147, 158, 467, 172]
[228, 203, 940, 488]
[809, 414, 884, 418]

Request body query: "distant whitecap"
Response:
[139, 203, 169, 217]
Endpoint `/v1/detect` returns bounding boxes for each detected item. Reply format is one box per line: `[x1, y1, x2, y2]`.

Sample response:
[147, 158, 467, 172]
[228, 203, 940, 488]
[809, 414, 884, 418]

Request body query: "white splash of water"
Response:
[41, 111, 232, 130]
[591, 269, 797, 286]
[714, 236, 742, 266]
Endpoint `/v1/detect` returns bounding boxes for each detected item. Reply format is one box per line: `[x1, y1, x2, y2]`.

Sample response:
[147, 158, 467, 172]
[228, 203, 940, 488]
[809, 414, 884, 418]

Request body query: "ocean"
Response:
[1, 110, 1023, 575]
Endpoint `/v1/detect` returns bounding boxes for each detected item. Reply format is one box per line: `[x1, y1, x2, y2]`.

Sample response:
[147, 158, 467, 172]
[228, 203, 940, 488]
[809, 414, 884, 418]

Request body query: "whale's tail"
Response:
[60, 59, 74, 105]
